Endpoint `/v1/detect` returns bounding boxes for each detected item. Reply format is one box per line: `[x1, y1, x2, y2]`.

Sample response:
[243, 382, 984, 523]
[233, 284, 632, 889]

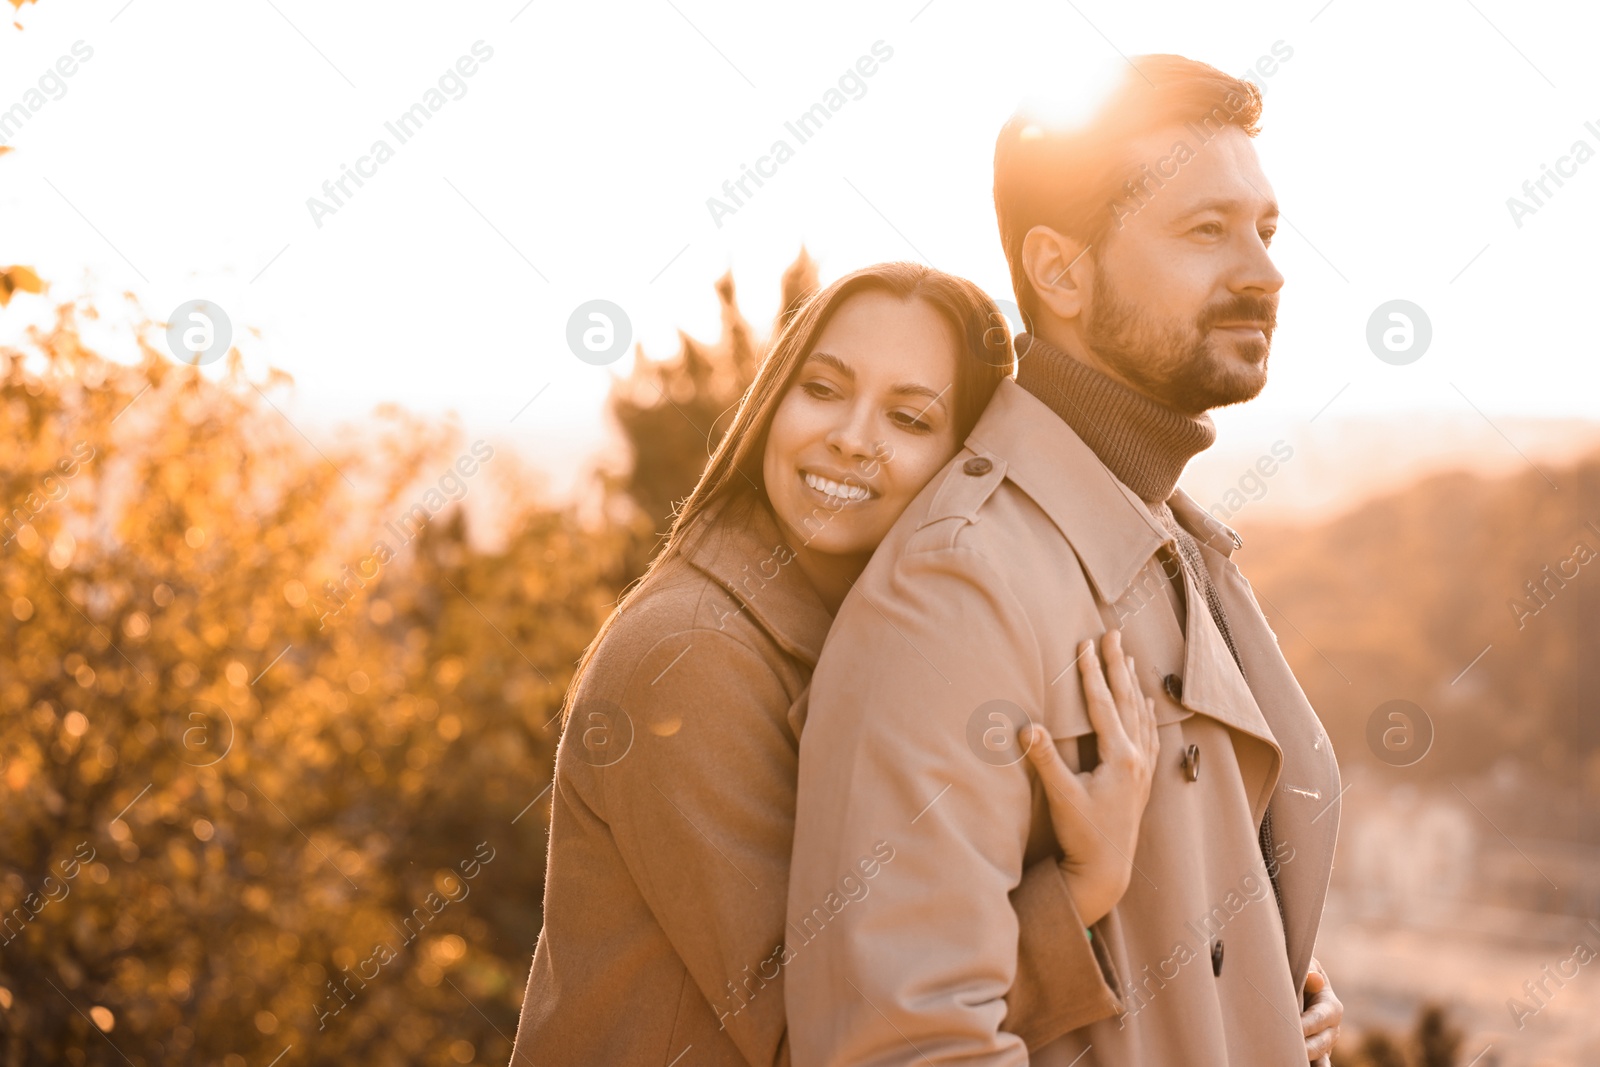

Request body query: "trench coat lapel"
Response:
[1168, 487, 1342, 992]
[1171, 550, 1282, 820]
[969, 380, 1282, 761]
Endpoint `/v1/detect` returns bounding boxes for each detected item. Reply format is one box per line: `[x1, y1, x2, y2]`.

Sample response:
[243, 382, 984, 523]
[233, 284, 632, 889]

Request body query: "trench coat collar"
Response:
[1168, 486, 1247, 556]
[967, 378, 1273, 745]
[967, 377, 1243, 605]
[680, 495, 833, 670]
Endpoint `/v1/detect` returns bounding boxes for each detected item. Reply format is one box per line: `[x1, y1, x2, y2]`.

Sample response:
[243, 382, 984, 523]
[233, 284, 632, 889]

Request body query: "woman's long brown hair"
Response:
[560, 261, 1014, 725]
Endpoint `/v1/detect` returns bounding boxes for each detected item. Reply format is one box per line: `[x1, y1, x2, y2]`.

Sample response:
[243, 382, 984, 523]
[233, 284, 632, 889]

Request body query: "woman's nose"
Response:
[824, 407, 877, 460]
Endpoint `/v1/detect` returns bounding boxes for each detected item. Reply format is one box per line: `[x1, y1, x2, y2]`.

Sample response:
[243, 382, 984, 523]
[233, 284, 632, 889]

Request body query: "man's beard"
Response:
[1084, 258, 1277, 415]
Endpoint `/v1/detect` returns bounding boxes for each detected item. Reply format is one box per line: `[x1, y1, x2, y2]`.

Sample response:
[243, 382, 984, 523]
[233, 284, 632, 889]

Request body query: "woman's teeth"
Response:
[803, 471, 871, 502]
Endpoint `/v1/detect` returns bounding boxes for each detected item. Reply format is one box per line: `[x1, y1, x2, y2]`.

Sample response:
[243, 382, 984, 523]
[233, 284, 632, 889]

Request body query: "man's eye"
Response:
[1260, 227, 1277, 246]
[1191, 221, 1224, 237]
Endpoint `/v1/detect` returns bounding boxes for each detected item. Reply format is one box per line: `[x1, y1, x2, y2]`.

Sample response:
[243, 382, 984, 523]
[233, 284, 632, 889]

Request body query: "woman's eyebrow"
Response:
[805, 350, 855, 381]
[907, 382, 951, 417]
[806, 350, 949, 412]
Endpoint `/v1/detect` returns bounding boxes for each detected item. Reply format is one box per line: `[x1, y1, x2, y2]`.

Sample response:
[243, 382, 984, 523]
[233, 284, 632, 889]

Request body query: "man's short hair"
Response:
[994, 55, 1263, 325]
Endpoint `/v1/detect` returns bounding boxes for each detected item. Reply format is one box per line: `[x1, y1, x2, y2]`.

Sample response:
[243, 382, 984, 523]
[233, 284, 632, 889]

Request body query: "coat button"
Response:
[1211, 939, 1225, 976]
[962, 456, 993, 476]
[1163, 673, 1183, 701]
[1181, 743, 1201, 782]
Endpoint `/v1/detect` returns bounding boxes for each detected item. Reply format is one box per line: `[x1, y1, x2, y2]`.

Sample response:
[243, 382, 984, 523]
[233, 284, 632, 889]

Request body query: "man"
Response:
[785, 55, 1343, 1064]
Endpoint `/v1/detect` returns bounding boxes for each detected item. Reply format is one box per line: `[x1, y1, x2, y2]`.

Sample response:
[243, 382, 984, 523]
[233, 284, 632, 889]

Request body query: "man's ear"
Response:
[1021, 225, 1092, 322]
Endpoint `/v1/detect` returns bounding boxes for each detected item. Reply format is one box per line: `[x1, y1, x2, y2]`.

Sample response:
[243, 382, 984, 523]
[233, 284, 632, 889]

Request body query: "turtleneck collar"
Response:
[1013, 331, 1217, 503]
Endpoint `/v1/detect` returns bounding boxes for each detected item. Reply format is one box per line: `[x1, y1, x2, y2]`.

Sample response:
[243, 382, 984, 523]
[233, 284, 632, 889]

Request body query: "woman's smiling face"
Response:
[762, 289, 963, 562]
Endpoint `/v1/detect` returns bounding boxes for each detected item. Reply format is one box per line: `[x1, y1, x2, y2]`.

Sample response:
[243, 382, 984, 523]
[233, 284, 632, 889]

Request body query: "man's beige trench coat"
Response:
[786, 376, 1342, 1065]
[509, 495, 1129, 1066]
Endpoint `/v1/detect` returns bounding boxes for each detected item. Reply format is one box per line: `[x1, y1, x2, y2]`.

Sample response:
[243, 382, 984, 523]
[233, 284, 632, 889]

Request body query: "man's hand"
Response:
[1022, 629, 1160, 927]
[1302, 956, 1343, 1063]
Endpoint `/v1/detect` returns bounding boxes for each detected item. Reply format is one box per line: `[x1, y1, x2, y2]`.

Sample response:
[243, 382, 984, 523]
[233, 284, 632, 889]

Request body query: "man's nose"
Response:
[1234, 235, 1284, 296]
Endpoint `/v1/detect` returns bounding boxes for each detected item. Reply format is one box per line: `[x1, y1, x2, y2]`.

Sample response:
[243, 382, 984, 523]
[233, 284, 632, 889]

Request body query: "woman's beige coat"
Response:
[509, 495, 1120, 1066]
[786, 377, 1342, 1065]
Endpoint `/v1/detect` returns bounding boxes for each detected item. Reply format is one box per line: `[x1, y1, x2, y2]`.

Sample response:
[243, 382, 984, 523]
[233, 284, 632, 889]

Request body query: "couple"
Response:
[511, 54, 1343, 1066]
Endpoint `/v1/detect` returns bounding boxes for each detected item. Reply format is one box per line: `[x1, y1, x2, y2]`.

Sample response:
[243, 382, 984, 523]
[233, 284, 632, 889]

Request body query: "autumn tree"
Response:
[0, 298, 621, 1065]
[606, 247, 818, 581]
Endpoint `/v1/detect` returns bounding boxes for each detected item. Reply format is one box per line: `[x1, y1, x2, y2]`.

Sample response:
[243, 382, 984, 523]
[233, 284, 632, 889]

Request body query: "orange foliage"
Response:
[0, 298, 628, 1065]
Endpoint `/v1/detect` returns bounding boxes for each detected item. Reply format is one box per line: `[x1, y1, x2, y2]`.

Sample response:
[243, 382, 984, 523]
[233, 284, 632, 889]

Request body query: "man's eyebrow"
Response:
[805, 351, 949, 411]
[1176, 197, 1280, 220]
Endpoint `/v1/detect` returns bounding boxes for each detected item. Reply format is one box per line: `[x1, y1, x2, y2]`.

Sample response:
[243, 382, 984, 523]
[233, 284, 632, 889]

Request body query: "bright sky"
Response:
[4, 0, 1598, 500]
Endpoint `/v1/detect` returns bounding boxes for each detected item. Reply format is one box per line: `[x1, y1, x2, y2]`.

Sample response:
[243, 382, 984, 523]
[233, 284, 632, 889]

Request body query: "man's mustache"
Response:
[1199, 296, 1279, 336]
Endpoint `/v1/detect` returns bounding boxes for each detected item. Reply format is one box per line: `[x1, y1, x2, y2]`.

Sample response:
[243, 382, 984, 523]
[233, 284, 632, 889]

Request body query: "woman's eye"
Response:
[1259, 227, 1276, 246]
[800, 381, 836, 400]
[891, 411, 932, 433]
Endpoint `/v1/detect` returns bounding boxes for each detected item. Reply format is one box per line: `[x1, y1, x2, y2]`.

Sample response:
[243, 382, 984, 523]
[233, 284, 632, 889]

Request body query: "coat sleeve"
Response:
[786, 543, 1121, 1066]
[599, 625, 799, 1067]
[1006, 858, 1126, 1048]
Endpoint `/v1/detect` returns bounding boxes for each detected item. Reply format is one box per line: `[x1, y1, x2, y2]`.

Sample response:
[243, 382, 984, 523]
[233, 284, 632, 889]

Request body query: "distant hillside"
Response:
[1186, 412, 1600, 526]
[1239, 447, 1600, 820]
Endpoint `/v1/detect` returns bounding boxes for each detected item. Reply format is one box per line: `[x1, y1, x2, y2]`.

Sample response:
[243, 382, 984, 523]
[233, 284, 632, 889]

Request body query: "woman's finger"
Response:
[1102, 635, 1140, 759]
[1108, 650, 1143, 750]
[1124, 661, 1158, 759]
[1022, 724, 1086, 809]
[1076, 638, 1132, 755]
[1142, 694, 1160, 767]
[1120, 652, 1158, 758]
[1111, 644, 1156, 776]
[1103, 631, 1138, 735]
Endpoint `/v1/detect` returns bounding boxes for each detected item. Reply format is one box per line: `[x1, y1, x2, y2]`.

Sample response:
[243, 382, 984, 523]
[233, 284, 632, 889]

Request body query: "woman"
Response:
[508, 263, 1161, 1065]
